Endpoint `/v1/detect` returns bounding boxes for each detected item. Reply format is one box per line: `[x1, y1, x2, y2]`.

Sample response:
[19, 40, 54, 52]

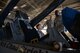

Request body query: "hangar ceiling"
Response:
[14, 0, 80, 19]
[0, 0, 80, 21]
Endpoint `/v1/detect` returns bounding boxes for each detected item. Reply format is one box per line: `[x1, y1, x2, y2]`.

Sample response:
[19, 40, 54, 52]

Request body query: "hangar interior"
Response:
[0, 0, 80, 53]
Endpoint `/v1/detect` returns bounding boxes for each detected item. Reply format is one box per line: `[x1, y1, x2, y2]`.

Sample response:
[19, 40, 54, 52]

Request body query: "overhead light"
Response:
[44, 19, 47, 21]
[21, 4, 26, 8]
[0, 9, 2, 11]
[28, 17, 30, 19]
[8, 13, 11, 15]
[14, 6, 18, 9]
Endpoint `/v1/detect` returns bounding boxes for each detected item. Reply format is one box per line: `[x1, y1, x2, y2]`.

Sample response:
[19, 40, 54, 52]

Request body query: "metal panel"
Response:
[62, 7, 80, 42]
